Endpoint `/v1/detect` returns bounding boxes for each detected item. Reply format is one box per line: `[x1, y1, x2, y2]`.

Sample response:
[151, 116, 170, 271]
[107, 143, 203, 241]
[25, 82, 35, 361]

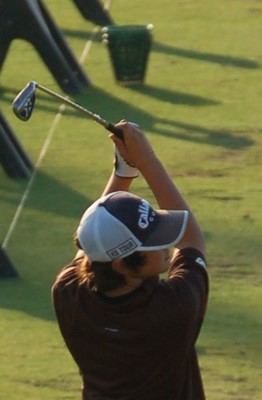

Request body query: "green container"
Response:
[102, 24, 153, 85]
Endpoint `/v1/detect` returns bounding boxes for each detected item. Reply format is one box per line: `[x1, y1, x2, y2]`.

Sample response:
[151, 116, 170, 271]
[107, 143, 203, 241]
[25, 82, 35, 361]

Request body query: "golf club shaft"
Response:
[34, 82, 123, 139]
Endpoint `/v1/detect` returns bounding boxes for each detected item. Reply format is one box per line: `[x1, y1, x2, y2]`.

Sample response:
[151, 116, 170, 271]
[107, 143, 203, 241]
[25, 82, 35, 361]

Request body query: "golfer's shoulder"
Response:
[164, 248, 209, 315]
[168, 247, 208, 286]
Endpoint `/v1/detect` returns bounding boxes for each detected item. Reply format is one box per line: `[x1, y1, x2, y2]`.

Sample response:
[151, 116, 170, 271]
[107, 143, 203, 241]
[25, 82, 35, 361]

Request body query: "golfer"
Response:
[52, 121, 209, 400]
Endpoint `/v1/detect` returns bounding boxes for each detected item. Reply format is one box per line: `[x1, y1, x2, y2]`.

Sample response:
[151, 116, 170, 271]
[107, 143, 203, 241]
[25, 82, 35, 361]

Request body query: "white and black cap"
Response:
[77, 191, 189, 262]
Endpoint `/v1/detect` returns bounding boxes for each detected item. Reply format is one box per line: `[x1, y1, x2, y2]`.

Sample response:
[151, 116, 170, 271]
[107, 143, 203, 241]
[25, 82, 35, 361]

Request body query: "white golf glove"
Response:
[114, 122, 139, 178]
[114, 146, 139, 178]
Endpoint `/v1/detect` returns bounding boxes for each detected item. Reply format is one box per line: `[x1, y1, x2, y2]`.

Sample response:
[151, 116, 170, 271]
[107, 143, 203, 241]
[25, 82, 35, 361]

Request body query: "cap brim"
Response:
[138, 209, 189, 251]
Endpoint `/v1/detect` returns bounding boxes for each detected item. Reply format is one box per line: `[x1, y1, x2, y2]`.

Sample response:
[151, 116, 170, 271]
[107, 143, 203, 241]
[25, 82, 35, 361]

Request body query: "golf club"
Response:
[12, 81, 123, 139]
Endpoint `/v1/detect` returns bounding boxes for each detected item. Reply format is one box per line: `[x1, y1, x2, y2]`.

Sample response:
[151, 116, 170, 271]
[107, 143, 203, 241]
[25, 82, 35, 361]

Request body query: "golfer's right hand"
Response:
[110, 120, 155, 169]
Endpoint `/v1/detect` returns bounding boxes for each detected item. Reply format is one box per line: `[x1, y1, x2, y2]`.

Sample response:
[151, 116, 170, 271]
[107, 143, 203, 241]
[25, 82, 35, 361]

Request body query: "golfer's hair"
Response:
[74, 234, 146, 292]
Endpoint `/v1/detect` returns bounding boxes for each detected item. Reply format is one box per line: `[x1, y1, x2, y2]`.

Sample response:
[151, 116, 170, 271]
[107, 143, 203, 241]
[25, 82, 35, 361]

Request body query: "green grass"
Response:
[0, 0, 261, 398]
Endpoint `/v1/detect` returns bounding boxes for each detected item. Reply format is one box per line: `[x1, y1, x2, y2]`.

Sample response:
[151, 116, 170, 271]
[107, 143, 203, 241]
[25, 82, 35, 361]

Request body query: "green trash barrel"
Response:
[102, 24, 153, 85]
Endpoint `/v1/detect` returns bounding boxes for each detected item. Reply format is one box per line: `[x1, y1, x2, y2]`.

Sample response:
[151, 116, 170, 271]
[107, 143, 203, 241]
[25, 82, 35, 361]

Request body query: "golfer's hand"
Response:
[110, 120, 155, 169]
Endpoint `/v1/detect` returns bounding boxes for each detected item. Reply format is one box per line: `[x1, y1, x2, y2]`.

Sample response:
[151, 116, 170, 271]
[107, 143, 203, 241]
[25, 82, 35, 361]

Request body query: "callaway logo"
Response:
[138, 200, 155, 229]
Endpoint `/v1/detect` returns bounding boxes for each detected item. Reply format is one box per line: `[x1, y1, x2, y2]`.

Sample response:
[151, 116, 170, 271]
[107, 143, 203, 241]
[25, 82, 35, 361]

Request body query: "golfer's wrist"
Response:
[114, 170, 139, 179]
[114, 146, 139, 178]
[135, 151, 157, 171]
[113, 172, 136, 180]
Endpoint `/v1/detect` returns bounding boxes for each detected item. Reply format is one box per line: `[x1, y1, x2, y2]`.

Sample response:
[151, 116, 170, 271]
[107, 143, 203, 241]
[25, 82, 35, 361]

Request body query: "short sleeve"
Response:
[167, 248, 209, 336]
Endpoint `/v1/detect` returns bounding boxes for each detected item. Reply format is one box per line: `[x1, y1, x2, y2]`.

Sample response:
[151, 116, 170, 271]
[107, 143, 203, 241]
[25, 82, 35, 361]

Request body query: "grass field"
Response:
[0, 1, 261, 399]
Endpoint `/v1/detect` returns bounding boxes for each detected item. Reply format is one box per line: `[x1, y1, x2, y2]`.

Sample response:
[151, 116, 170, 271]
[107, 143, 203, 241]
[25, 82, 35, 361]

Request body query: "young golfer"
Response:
[52, 121, 209, 400]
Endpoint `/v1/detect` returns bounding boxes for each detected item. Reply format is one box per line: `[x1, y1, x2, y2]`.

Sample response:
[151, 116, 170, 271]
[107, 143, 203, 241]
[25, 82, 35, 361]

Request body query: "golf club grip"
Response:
[106, 123, 123, 139]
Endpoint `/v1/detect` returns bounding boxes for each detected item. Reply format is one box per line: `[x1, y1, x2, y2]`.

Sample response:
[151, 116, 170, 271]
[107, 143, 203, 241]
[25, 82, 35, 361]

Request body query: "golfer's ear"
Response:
[112, 258, 128, 275]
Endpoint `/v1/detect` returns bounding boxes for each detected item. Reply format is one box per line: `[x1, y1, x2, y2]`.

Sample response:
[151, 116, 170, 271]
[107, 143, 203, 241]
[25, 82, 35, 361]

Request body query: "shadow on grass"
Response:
[29, 171, 89, 217]
[0, 277, 56, 320]
[152, 42, 261, 69]
[0, 85, 255, 150]
[61, 28, 261, 69]
[0, 170, 88, 217]
[76, 86, 254, 150]
[0, 171, 91, 320]
[129, 84, 219, 106]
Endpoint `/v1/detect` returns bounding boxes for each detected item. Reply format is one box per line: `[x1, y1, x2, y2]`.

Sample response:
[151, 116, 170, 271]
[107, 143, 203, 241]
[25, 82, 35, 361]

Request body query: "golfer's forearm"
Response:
[102, 172, 133, 196]
[139, 155, 205, 253]
[139, 155, 188, 210]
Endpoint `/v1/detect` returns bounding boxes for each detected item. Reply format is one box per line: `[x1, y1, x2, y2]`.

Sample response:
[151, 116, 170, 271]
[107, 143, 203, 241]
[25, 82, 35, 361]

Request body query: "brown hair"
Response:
[74, 234, 146, 292]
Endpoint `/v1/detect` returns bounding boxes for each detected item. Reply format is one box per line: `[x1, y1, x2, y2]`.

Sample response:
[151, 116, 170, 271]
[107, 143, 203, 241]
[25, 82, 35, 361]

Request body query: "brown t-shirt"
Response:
[52, 248, 208, 400]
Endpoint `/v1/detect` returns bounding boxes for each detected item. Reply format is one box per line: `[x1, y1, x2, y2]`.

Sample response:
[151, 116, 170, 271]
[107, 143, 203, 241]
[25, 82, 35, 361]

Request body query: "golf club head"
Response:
[12, 81, 36, 121]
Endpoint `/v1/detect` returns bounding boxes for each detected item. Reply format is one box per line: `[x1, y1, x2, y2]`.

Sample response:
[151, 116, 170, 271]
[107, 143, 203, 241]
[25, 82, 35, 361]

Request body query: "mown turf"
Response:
[0, 1, 261, 399]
